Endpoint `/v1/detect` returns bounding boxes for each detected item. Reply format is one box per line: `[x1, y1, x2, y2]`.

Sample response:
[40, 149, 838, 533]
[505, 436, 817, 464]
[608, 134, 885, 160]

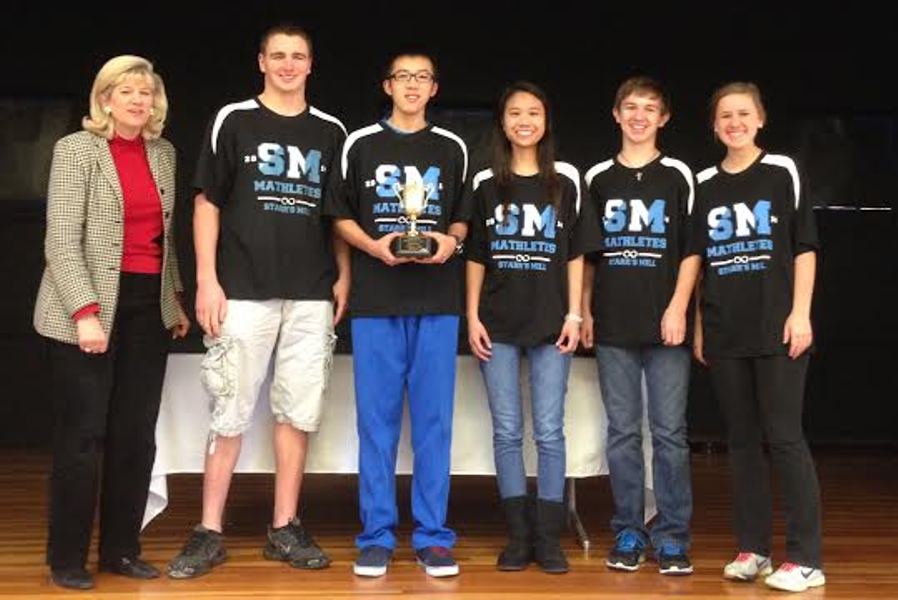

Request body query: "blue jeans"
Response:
[480, 343, 571, 502]
[352, 315, 459, 551]
[596, 344, 692, 549]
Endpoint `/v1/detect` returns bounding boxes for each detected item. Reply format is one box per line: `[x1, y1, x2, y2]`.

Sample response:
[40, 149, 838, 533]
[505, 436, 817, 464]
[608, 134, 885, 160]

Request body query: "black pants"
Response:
[46, 273, 170, 570]
[708, 354, 822, 568]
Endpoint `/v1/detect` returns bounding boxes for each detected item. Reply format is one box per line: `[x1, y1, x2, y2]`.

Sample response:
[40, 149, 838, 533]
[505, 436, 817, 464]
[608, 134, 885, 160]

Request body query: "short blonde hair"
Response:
[82, 55, 168, 140]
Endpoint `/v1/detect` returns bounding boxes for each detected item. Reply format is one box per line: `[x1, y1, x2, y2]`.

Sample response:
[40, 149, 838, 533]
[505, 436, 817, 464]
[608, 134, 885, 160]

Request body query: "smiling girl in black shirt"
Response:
[689, 82, 824, 593]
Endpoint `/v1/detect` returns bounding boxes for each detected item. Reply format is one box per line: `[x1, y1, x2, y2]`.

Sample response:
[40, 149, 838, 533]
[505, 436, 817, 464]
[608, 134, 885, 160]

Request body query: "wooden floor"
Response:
[1, 449, 896, 598]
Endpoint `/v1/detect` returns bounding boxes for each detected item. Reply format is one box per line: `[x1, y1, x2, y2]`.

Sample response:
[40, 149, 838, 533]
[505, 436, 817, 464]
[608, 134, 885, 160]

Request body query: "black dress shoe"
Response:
[50, 567, 95, 590]
[99, 556, 160, 579]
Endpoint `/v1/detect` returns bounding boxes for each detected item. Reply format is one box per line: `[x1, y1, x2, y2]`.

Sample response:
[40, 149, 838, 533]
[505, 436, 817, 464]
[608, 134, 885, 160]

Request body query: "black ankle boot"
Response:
[497, 496, 531, 570]
[533, 499, 569, 574]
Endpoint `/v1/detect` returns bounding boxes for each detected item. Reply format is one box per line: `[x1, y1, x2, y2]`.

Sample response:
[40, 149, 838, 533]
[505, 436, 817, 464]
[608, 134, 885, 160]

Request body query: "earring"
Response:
[149, 107, 155, 116]
[103, 106, 112, 115]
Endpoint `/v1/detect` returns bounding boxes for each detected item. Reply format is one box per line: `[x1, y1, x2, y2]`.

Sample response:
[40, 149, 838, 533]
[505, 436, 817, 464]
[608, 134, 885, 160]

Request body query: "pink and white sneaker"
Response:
[723, 552, 773, 581]
[765, 562, 826, 592]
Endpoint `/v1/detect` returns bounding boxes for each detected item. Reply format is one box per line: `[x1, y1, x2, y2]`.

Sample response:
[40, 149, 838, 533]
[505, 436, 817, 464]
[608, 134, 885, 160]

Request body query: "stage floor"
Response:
[1, 448, 896, 598]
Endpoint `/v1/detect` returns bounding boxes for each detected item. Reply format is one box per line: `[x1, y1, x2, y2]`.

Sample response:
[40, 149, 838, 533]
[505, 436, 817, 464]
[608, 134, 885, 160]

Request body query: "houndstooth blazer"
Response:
[33, 130, 184, 345]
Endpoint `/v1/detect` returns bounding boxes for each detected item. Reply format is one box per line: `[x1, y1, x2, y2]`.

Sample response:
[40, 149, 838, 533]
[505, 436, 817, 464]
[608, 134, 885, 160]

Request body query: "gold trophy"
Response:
[390, 177, 435, 258]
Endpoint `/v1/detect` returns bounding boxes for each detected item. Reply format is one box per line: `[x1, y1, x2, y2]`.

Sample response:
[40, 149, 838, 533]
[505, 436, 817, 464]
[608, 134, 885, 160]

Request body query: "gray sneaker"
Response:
[167, 525, 227, 579]
[263, 517, 330, 569]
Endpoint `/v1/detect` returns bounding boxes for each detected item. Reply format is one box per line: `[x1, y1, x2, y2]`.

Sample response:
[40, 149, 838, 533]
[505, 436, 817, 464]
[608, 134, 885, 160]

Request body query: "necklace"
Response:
[618, 150, 660, 182]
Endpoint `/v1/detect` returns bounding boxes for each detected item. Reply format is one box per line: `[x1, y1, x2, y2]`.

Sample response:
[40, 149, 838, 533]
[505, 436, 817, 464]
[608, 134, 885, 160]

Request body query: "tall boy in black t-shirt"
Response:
[324, 51, 468, 578]
[581, 77, 700, 575]
[168, 24, 349, 579]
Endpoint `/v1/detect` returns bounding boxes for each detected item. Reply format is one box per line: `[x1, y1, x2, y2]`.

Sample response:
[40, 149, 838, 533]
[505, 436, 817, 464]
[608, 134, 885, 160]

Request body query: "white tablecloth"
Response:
[146, 354, 655, 528]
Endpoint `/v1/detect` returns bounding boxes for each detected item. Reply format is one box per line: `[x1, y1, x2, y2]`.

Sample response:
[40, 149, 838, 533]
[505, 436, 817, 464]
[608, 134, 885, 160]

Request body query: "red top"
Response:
[72, 136, 164, 321]
[110, 135, 164, 274]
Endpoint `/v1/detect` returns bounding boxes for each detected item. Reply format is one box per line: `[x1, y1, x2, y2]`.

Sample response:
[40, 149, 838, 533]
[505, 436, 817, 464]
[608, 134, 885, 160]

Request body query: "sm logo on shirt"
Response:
[375, 165, 441, 200]
[494, 204, 557, 239]
[603, 199, 667, 234]
[708, 200, 772, 241]
[256, 143, 322, 184]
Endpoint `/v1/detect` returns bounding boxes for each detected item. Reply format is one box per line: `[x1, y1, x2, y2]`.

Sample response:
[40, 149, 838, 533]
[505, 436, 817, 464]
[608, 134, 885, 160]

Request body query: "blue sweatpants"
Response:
[352, 315, 459, 550]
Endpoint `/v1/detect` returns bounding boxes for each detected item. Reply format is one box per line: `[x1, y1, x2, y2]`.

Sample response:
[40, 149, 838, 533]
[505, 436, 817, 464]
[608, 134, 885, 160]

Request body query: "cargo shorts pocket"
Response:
[200, 335, 238, 405]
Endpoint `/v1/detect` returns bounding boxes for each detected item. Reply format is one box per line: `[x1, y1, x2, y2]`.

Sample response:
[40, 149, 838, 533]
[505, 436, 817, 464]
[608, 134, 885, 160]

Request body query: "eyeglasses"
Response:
[389, 70, 435, 84]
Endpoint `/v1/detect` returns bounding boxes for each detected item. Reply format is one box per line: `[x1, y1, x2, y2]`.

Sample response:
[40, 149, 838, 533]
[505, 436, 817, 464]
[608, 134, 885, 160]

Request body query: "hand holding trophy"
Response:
[390, 176, 436, 258]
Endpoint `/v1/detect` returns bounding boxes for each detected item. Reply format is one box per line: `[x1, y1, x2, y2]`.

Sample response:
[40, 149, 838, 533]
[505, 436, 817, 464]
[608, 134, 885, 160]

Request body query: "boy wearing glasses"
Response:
[324, 50, 469, 578]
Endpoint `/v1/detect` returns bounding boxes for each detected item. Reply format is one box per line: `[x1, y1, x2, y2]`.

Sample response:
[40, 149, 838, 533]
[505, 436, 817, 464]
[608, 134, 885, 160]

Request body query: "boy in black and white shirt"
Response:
[168, 24, 349, 579]
[581, 77, 699, 575]
[325, 50, 469, 578]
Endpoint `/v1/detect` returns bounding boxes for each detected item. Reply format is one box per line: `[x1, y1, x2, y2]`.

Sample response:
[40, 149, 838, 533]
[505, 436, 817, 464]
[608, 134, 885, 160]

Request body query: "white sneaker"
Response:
[723, 552, 773, 581]
[765, 562, 826, 592]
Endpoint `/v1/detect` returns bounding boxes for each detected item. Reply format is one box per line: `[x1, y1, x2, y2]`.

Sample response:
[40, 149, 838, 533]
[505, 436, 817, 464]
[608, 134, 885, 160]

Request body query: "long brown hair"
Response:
[491, 81, 560, 219]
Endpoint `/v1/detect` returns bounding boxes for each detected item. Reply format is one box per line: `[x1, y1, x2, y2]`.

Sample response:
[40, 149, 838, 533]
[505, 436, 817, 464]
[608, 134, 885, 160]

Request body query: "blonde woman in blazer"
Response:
[34, 55, 189, 590]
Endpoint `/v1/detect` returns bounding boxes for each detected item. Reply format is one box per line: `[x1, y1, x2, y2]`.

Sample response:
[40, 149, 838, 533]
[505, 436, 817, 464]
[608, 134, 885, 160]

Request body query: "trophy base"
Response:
[390, 234, 434, 258]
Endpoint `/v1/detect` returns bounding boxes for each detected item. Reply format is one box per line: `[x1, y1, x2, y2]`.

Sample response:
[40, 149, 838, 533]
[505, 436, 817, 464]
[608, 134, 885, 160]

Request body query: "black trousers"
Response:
[708, 354, 822, 568]
[46, 273, 170, 570]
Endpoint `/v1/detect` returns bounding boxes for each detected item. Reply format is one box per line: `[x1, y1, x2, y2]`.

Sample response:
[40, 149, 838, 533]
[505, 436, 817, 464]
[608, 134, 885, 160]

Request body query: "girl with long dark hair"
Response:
[466, 81, 597, 573]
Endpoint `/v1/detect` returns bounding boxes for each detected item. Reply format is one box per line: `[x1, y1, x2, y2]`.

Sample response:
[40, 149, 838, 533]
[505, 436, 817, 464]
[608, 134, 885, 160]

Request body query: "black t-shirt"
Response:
[194, 99, 346, 300]
[323, 121, 470, 317]
[467, 163, 598, 347]
[582, 155, 694, 346]
[687, 152, 819, 358]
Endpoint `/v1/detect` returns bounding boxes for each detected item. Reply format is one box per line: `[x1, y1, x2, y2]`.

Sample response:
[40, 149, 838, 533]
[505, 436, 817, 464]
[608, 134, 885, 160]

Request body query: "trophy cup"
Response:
[390, 177, 435, 258]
